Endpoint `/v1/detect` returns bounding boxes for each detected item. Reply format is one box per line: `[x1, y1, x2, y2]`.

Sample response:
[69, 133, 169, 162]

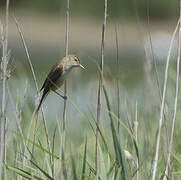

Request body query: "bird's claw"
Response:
[63, 96, 67, 100]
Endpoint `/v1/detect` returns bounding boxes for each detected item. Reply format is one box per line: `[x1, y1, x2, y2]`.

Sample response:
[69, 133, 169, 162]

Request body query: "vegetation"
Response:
[1, 0, 181, 180]
[1, 0, 180, 19]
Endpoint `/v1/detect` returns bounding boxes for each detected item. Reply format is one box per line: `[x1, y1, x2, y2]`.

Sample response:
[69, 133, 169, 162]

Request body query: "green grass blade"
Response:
[99, 144, 107, 180]
[81, 139, 87, 180]
[89, 110, 111, 156]
[109, 112, 136, 141]
[71, 157, 78, 180]
[16, 133, 59, 160]
[62, 148, 68, 180]
[29, 159, 54, 180]
[25, 146, 54, 180]
[107, 161, 116, 177]
[102, 84, 132, 180]
[109, 111, 140, 165]
[5, 164, 43, 180]
[133, 139, 139, 163]
[110, 111, 140, 165]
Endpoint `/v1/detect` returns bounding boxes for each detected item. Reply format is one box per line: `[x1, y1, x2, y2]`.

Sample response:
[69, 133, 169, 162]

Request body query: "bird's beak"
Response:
[79, 64, 85, 69]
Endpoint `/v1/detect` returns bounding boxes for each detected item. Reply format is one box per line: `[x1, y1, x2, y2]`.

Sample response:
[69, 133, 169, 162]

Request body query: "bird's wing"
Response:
[40, 63, 63, 91]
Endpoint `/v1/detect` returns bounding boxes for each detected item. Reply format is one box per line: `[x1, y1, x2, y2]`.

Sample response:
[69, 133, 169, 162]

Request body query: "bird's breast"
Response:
[55, 68, 72, 88]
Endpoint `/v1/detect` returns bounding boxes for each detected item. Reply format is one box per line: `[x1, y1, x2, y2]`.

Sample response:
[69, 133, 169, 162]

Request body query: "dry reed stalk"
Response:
[146, 0, 170, 155]
[14, 16, 52, 169]
[163, 3, 181, 179]
[115, 25, 120, 134]
[7, 87, 26, 149]
[151, 18, 180, 180]
[62, 0, 70, 150]
[0, 0, 9, 179]
[8, 86, 26, 179]
[134, 101, 139, 180]
[134, 0, 155, 110]
[58, 0, 70, 178]
[51, 127, 57, 178]
[95, 0, 107, 175]
[146, 0, 161, 101]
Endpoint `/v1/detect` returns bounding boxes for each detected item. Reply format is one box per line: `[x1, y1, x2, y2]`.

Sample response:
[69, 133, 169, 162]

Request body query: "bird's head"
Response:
[65, 55, 85, 70]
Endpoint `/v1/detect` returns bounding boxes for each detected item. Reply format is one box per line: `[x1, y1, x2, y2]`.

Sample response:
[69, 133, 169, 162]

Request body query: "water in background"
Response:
[3, 14, 179, 138]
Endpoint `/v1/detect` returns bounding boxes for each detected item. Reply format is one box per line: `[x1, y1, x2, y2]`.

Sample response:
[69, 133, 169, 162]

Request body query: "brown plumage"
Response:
[36, 55, 84, 112]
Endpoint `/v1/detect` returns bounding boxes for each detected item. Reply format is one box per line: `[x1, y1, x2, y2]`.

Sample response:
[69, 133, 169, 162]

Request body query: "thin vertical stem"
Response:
[163, 2, 181, 179]
[95, 0, 107, 175]
[65, 0, 69, 57]
[14, 17, 38, 91]
[0, 0, 9, 179]
[115, 25, 120, 134]
[51, 127, 57, 178]
[134, 101, 139, 180]
[59, 0, 70, 178]
[146, 0, 170, 152]
[146, 0, 162, 101]
[151, 19, 180, 180]
[62, 0, 70, 146]
[14, 16, 52, 171]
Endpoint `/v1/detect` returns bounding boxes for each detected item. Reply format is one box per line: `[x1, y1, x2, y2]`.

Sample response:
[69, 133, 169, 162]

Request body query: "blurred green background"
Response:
[1, 0, 181, 179]
[1, 0, 179, 130]
[1, 0, 180, 19]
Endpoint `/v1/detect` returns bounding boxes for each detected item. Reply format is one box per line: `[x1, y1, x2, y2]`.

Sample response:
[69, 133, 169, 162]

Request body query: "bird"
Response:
[36, 55, 85, 112]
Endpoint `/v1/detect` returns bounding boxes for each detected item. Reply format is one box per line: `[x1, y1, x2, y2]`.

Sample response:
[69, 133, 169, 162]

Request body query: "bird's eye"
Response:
[75, 57, 79, 62]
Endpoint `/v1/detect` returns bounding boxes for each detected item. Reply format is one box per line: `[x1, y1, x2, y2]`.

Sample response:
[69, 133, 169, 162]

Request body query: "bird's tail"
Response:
[36, 90, 49, 113]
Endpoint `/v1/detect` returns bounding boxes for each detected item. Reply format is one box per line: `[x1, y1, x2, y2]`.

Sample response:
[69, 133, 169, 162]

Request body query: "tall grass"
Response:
[2, 0, 181, 180]
[58, 0, 70, 178]
[163, 1, 181, 179]
[0, 0, 9, 179]
[95, 0, 107, 175]
[151, 18, 180, 180]
[115, 25, 121, 134]
[14, 16, 52, 177]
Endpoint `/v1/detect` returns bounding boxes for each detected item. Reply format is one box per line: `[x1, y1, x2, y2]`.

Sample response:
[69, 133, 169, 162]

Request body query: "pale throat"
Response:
[63, 64, 74, 76]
